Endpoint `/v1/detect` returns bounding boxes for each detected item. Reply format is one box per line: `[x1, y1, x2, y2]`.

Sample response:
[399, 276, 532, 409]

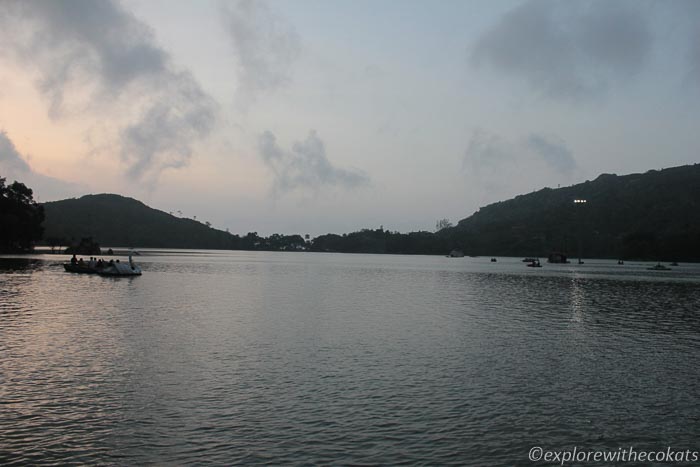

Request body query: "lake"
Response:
[1, 251, 699, 465]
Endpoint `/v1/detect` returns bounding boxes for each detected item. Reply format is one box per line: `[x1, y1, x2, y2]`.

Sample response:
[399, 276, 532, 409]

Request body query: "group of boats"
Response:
[64, 254, 142, 276]
[448, 253, 678, 271]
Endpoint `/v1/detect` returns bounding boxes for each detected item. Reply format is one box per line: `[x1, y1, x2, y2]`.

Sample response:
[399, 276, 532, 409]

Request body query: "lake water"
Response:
[1, 251, 699, 465]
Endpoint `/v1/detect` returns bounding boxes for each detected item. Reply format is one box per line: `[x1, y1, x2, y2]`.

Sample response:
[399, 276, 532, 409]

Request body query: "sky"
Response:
[1, 0, 699, 236]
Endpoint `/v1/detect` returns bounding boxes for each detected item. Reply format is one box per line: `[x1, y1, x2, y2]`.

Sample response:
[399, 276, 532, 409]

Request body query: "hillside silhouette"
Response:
[43, 194, 238, 249]
[39, 164, 700, 260]
[444, 164, 700, 260]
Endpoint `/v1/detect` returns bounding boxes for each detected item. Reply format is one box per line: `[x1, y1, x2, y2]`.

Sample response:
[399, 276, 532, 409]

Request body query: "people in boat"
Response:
[88, 257, 96, 269]
[71, 254, 77, 265]
[78, 257, 85, 267]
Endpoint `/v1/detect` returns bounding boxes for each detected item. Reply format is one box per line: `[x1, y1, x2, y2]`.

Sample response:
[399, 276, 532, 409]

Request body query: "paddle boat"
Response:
[99, 255, 142, 276]
[64, 254, 142, 276]
[63, 262, 98, 274]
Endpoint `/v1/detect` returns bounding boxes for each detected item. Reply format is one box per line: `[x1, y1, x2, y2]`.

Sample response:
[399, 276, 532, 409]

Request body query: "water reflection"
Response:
[1, 252, 699, 465]
[0, 257, 45, 273]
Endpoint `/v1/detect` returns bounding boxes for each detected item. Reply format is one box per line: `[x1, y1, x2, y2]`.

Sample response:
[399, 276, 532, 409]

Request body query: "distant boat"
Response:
[647, 263, 671, 271]
[448, 249, 465, 258]
[490, 258, 497, 262]
[526, 259, 542, 268]
[617, 259, 624, 265]
[670, 261, 679, 266]
[522, 257, 537, 262]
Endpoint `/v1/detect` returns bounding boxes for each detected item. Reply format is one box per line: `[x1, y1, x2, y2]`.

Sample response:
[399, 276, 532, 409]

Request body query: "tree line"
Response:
[7, 163, 700, 261]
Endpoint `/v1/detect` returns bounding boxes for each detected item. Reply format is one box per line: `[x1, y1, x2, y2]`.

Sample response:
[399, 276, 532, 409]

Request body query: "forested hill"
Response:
[40, 163, 700, 260]
[444, 164, 700, 260]
[42, 194, 238, 249]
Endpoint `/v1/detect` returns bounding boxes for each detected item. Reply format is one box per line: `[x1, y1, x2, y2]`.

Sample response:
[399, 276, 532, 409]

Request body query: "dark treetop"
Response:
[0, 176, 44, 253]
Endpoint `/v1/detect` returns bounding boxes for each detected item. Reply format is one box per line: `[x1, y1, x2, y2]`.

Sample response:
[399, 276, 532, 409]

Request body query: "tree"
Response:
[46, 236, 67, 253]
[65, 236, 101, 255]
[435, 218, 453, 231]
[0, 177, 45, 252]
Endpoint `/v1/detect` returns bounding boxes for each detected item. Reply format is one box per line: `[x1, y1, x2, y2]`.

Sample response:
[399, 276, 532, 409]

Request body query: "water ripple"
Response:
[1, 253, 699, 465]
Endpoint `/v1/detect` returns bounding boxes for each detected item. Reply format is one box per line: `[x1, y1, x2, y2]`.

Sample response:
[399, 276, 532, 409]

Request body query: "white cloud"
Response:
[258, 130, 370, 196]
[0, 0, 217, 185]
[221, 0, 301, 107]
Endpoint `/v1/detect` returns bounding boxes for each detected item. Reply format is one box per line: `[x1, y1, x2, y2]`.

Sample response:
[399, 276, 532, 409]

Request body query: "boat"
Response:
[670, 261, 679, 266]
[490, 258, 497, 262]
[98, 260, 142, 276]
[64, 255, 142, 276]
[63, 263, 98, 274]
[522, 257, 537, 262]
[526, 259, 542, 268]
[647, 263, 671, 271]
[448, 249, 465, 258]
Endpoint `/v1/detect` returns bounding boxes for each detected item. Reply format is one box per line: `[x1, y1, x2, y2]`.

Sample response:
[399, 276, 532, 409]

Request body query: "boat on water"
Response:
[64, 255, 142, 276]
[64, 263, 99, 274]
[647, 263, 671, 271]
[99, 260, 142, 276]
[447, 249, 465, 258]
[526, 259, 542, 268]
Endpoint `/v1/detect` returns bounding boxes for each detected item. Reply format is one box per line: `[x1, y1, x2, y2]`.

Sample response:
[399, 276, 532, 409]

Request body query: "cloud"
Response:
[471, 0, 653, 100]
[526, 134, 577, 176]
[119, 73, 216, 182]
[463, 130, 513, 173]
[0, 131, 82, 201]
[221, 0, 301, 105]
[0, 0, 217, 184]
[0, 132, 31, 173]
[463, 129, 578, 200]
[257, 130, 369, 196]
[678, 1, 700, 84]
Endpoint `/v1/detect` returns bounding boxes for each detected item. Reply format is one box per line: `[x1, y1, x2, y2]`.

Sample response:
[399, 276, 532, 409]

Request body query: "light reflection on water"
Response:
[1, 252, 699, 465]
